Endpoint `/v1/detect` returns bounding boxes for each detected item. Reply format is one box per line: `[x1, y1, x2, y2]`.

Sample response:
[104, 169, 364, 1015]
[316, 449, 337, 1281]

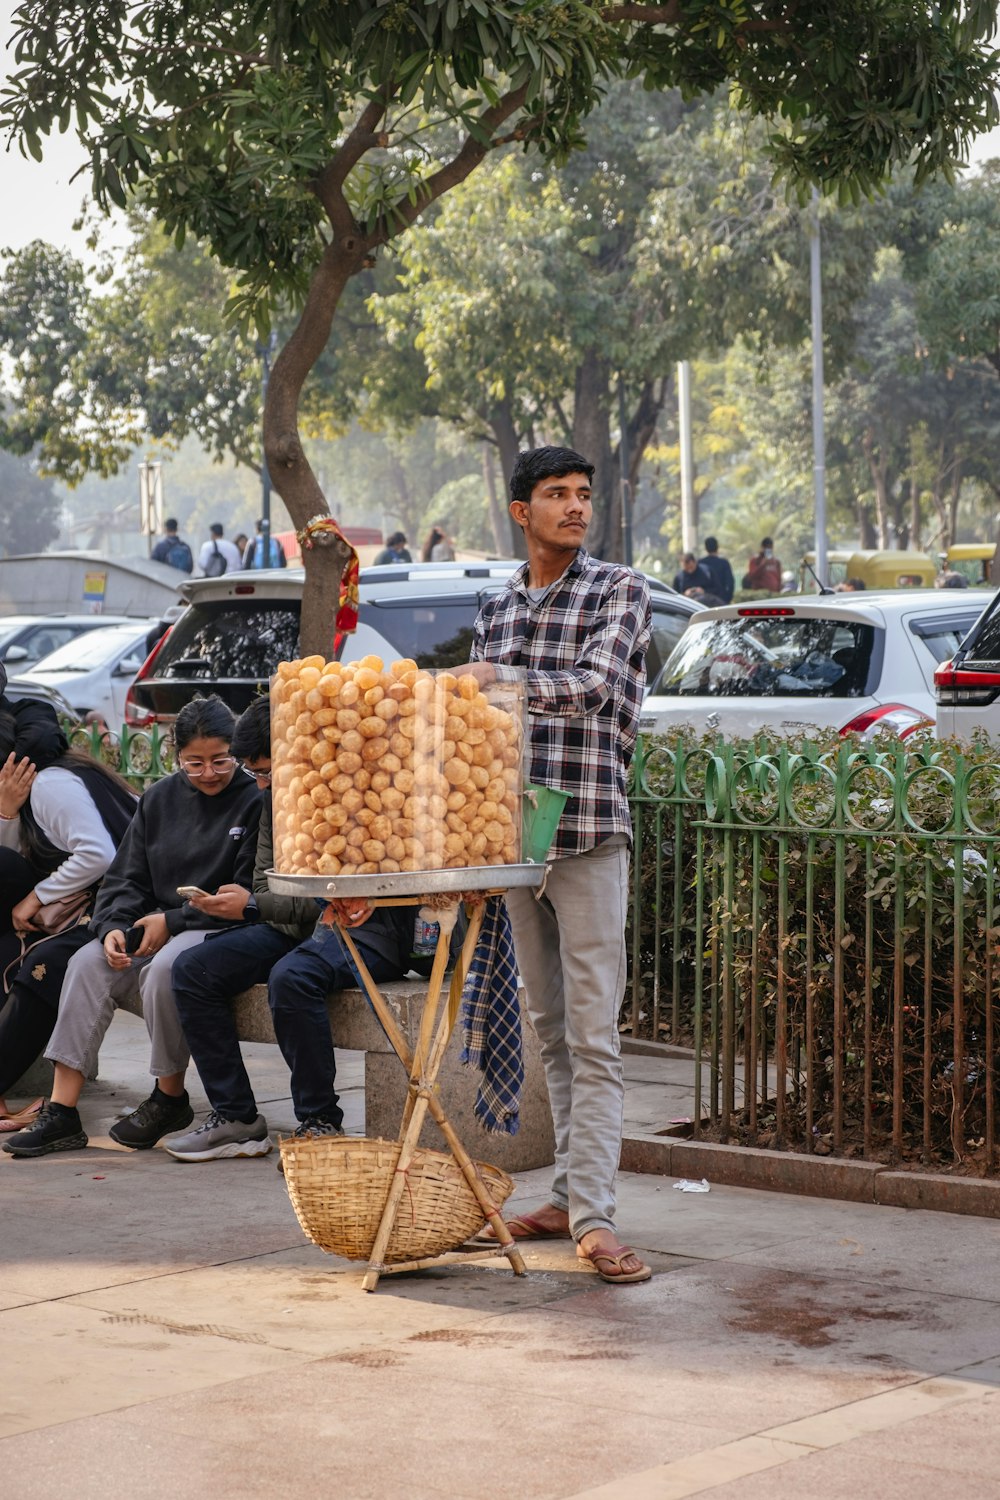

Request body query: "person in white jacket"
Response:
[0, 715, 136, 1129]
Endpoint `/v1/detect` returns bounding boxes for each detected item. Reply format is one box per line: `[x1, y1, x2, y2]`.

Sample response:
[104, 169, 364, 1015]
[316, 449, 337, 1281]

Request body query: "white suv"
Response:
[126, 561, 701, 725]
[934, 587, 1000, 740]
[639, 590, 988, 741]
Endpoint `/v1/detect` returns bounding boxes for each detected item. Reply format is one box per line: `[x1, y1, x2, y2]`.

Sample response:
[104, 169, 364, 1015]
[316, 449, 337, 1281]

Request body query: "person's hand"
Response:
[133, 912, 169, 957]
[0, 753, 36, 820]
[463, 662, 496, 689]
[11, 890, 42, 936]
[104, 929, 131, 970]
[187, 884, 250, 920]
[321, 899, 374, 930]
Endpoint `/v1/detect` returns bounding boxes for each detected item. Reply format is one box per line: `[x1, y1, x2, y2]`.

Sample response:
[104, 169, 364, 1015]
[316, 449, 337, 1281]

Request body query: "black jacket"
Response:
[91, 770, 262, 941]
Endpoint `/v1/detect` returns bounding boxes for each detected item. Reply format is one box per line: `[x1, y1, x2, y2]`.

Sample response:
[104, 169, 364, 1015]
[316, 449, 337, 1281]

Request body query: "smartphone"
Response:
[177, 885, 209, 900]
[123, 927, 144, 954]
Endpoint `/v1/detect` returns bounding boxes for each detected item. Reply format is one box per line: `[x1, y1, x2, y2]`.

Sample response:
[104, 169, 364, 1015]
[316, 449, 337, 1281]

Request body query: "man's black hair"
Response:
[387, 530, 407, 547]
[164, 518, 179, 533]
[510, 446, 595, 507]
[681, 552, 696, 564]
[761, 536, 773, 548]
[174, 694, 236, 752]
[210, 522, 224, 537]
[231, 696, 271, 763]
[704, 536, 718, 553]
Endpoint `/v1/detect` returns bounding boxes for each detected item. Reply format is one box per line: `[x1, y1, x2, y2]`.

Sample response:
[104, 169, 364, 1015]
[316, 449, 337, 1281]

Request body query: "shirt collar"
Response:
[510, 547, 590, 598]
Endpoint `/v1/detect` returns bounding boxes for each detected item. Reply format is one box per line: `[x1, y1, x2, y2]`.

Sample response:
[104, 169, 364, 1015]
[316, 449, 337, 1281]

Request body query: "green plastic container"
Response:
[522, 784, 570, 862]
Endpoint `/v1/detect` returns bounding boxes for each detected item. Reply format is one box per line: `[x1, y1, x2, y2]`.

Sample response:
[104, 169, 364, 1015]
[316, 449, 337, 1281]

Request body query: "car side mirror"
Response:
[3, 645, 28, 662]
[116, 656, 144, 676]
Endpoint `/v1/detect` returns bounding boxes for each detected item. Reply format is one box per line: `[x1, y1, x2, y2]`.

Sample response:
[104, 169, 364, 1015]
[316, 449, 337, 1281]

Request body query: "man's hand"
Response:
[321, 899, 374, 930]
[0, 753, 36, 820]
[132, 912, 169, 957]
[463, 662, 497, 688]
[11, 890, 42, 936]
[187, 884, 250, 920]
[104, 929, 131, 970]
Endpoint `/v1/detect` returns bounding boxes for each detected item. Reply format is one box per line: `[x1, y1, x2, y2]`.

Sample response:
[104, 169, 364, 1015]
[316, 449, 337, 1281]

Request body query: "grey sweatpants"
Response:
[504, 833, 630, 1241]
[45, 931, 211, 1081]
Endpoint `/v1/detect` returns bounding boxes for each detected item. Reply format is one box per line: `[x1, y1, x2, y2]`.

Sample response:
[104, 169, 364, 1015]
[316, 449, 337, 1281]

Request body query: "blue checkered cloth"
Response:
[460, 896, 523, 1136]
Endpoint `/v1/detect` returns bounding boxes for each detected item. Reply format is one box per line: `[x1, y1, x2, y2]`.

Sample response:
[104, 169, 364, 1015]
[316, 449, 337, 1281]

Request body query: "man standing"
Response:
[150, 518, 193, 574]
[699, 537, 734, 604]
[467, 446, 652, 1285]
[243, 519, 287, 569]
[743, 536, 783, 594]
[198, 523, 242, 577]
[672, 552, 713, 596]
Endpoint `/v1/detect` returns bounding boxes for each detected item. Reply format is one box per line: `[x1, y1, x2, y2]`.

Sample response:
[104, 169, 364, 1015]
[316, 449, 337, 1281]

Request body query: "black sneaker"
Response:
[2, 1102, 88, 1158]
[276, 1117, 344, 1174]
[109, 1088, 194, 1150]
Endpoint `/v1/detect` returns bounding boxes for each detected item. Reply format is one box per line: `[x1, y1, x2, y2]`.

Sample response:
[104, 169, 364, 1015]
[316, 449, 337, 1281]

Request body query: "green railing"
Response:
[627, 734, 1000, 1173]
[66, 722, 175, 788]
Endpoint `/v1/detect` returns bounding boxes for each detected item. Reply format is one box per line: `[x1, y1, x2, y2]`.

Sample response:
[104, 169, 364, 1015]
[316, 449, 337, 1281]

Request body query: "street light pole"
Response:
[810, 189, 828, 586]
[618, 373, 633, 567]
[258, 331, 278, 568]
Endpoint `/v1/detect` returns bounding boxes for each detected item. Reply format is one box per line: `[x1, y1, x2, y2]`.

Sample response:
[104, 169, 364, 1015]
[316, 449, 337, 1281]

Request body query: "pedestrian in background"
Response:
[373, 531, 412, 565]
[673, 552, 713, 596]
[743, 537, 783, 594]
[243, 519, 287, 569]
[422, 525, 455, 562]
[198, 523, 242, 577]
[150, 519, 193, 575]
[698, 537, 734, 604]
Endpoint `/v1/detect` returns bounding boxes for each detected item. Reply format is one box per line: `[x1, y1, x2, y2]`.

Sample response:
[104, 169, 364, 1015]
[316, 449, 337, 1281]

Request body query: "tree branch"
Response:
[314, 89, 396, 223]
[367, 81, 531, 249]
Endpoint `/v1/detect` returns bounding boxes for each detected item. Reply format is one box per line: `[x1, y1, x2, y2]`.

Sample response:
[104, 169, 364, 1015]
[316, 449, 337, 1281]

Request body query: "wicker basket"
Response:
[280, 1134, 515, 1264]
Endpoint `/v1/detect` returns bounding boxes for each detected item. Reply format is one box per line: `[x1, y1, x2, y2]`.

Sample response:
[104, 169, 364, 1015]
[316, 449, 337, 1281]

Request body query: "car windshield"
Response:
[655, 615, 879, 698]
[31, 628, 148, 672]
[0, 618, 35, 651]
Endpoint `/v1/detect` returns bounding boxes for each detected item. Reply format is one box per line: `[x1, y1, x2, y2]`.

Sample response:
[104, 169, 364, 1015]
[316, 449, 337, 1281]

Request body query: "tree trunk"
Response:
[481, 443, 507, 556]
[265, 243, 360, 656]
[858, 501, 877, 549]
[909, 481, 922, 551]
[861, 429, 892, 549]
[487, 401, 526, 558]
[573, 349, 615, 559]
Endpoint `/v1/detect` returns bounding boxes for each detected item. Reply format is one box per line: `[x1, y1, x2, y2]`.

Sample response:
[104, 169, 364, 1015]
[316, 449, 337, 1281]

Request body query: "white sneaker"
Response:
[165, 1110, 272, 1162]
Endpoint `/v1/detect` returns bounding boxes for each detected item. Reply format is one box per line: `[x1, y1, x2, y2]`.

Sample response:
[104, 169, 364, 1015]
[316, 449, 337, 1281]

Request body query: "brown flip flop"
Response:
[577, 1242, 652, 1284]
[467, 1210, 572, 1246]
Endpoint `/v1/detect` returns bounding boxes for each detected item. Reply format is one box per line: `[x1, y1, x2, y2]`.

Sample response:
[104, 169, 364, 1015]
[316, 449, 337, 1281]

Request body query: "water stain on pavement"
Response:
[725, 1271, 916, 1349]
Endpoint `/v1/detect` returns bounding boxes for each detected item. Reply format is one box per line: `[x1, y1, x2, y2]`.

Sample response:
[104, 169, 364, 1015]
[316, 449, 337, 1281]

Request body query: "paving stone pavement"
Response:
[2, 1010, 999, 1500]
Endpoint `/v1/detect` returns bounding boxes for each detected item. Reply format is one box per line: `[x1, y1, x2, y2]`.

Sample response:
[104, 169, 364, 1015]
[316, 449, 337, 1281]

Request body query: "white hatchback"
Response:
[639, 590, 989, 741]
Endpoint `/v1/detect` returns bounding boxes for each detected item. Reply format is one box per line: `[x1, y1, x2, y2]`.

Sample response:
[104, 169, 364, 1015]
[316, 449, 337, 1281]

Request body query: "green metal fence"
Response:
[627, 734, 1000, 1173]
[67, 722, 174, 788]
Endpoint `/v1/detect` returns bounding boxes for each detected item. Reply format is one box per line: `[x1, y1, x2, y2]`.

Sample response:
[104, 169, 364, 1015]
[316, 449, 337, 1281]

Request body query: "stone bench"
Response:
[21, 978, 555, 1173]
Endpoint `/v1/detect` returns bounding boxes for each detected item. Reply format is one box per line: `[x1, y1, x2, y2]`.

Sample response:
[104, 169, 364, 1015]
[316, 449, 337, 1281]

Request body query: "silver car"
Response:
[640, 590, 988, 741]
[7, 621, 158, 730]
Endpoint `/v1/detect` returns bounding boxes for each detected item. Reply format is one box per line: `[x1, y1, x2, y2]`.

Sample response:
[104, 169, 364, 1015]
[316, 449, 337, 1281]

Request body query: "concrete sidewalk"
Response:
[3, 1012, 1000, 1499]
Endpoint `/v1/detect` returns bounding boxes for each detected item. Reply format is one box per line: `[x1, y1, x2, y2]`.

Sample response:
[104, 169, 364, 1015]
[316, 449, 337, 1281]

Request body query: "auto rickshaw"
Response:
[942, 543, 996, 586]
[843, 550, 938, 589]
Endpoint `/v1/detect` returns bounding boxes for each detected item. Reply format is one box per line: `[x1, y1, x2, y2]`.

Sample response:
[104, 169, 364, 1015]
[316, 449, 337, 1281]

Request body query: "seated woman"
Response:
[0, 711, 137, 1130]
[3, 694, 264, 1159]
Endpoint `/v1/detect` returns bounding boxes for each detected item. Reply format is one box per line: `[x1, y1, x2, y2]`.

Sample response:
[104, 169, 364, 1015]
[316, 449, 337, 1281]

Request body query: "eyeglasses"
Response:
[179, 755, 237, 778]
[241, 764, 273, 785]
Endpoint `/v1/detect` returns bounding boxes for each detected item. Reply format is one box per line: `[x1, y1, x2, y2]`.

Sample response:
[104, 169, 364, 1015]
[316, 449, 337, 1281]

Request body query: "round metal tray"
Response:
[265, 862, 548, 899]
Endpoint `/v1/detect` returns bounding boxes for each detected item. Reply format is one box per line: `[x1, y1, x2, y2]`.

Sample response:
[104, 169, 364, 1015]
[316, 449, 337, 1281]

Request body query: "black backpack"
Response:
[204, 540, 227, 577]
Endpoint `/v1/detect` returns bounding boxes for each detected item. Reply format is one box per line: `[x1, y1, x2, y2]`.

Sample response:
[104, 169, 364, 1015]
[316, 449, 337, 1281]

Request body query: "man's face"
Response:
[510, 471, 592, 549]
[243, 755, 272, 788]
[682, 557, 698, 574]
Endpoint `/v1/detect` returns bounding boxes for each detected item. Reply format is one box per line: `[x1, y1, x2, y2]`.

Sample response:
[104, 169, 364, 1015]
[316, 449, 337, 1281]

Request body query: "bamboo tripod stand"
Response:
[336, 894, 526, 1292]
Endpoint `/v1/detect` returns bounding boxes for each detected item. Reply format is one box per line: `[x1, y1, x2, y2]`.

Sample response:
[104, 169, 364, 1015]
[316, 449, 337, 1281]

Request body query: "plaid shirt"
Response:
[471, 548, 652, 859]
